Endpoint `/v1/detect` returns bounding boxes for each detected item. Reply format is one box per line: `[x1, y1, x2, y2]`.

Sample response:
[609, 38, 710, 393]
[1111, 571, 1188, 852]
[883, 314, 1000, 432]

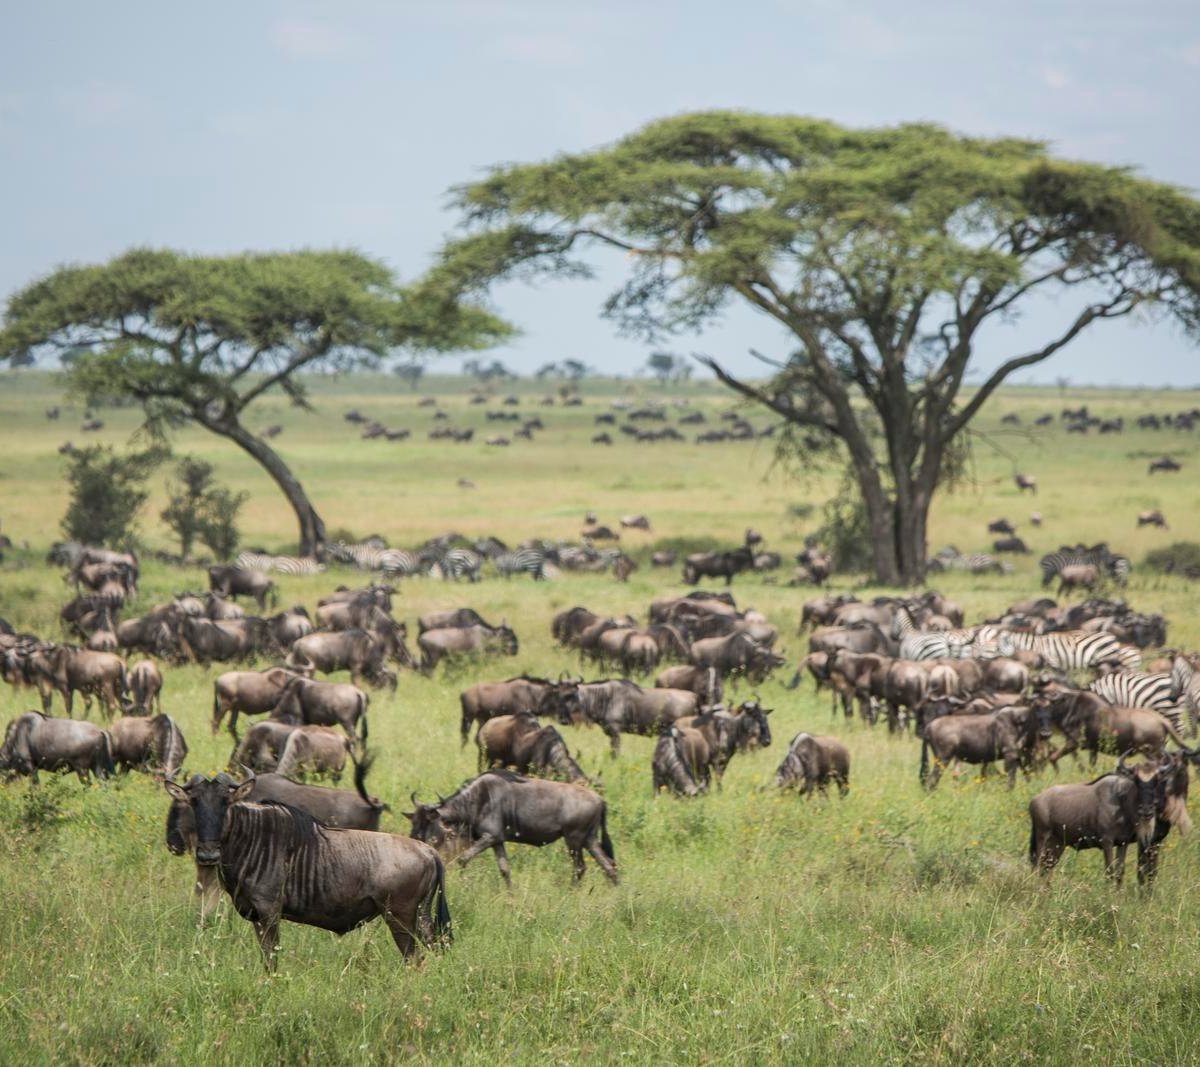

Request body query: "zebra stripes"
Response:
[893, 609, 978, 660]
[493, 548, 548, 580]
[1038, 546, 1131, 587]
[235, 551, 326, 576]
[1090, 671, 1185, 732]
[981, 629, 1139, 672]
[430, 548, 482, 582]
[327, 541, 423, 578]
[1171, 656, 1200, 730]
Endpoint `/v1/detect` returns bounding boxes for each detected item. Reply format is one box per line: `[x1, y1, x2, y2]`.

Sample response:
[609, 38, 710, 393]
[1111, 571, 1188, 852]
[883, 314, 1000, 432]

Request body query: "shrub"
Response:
[61, 444, 165, 548]
[160, 456, 247, 561]
[813, 479, 872, 572]
[1144, 542, 1200, 577]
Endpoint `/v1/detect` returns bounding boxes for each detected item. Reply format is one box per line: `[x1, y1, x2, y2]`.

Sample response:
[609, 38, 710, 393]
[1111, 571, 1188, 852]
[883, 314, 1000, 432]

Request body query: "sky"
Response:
[2, 1, 1198, 385]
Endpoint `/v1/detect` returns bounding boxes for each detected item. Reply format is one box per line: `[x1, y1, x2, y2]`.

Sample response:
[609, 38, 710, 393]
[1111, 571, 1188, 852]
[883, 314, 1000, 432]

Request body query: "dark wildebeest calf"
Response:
[774, 732, 850, 797]
[164, 773, 450, 968]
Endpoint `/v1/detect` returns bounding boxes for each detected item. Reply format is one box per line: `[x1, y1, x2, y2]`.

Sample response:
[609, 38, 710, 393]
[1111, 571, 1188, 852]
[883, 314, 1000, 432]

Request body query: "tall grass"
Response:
[0, 373, 1197, 1064]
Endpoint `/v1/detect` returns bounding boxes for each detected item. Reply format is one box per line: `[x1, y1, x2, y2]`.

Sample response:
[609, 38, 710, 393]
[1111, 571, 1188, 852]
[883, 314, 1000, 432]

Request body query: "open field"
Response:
[1, 371, 1199, 1065]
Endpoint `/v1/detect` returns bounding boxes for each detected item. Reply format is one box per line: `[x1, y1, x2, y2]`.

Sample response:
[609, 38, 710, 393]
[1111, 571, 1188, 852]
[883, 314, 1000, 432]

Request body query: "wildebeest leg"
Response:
[1137, 843, 1159, 889]
[568, 843, 586, 881]
[887, 701, 900, 733]
[607, 725, 621, 757]
[455, 835, 500, 871]
[490, 843, 513, 886]
[253, 917, 281, 972]
[1035, 838, 1063, 877]
[924, 760, 943, 791]
[384, 911, 419, 957]
[585, 839, 619, 884]
[836, 773, 850, 798]
[1005, 757, 1018, 789]
[1107, 842, 1128, 886]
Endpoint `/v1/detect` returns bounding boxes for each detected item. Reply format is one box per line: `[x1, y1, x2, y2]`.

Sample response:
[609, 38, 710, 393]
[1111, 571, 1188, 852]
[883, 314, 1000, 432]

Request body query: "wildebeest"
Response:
[1028, 753, 1191, 885]
[271, 677, 369, 742]
[619, 514, 651, 530]
[1148, 456, 1181, 474]
[109, 714, 188, 776]
[1015, 473, 1038, 494]
[231, 721, 298, 772]
[207, 565, 277, 611]
[417, 624, 518, 672]
[654, 664, 723, 705]
[1137, 510, 1168, 529]
[993, 536, 1030, 554]
[459, 675, 559, 746]
[164, 773, 450, 967]
[24, 644, 128, 719]
[682, 545, 754, 586]
[128, 659, 163, 715]
[1036, 685, 1189, 767]
[266, 606, 313, 648]
[919, 706, 1046, 790]
[418, 607, 492, 633]
[774, 733, 850, 797]
[273, 726, 352, 782]
[1057, 563, 1100, 597]
[288, 629, 399, 688]
[652, 725, 707, 796]
[987, 518, 1016, 535]
[542, 679, 699, 755]
[406, 770, 617, 885]
[0, 712, 114, 782]
[476, 713, 588, 782]
[689, 631, 785, 685]
[176, 615, 271, 665]
[212, 666, 308, 738]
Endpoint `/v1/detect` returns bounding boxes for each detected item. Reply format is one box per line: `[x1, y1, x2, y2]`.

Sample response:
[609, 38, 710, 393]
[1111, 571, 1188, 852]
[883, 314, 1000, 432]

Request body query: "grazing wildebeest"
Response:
[477, 714, 588, 782]
[176, 615, 271, 665]
[288, 629, 398, 688]
[620, 514, 652, 530]
[271, 677, 369, 742]
[654, 664, 723, 705]
[459, 675, 560, 746]
[919, 706, 1046, 790]
[417, 624, 518, 672]
[689, 631, 785, 685]
[129, 659, 163, 715]
[164, 773, 450, 967]
[0, 712, 114, 782]
[993, 536, 1030, 554]
[652, 726, 707, 796]
[988, 518, 1016, 535]
[418, 607, 492, 633]
[1137, 510, 1168, 529]
[799, 594, 859, 632]
[1057, 563, 1100, 597]
[1029, 753, 1192, 885]
[1015, 473, 1038, 494]
[650, 550, 677, 567]
[231, 721, 298, 773]
[543, 680, 698, 755]
[207, 565, 277, 611]
[273, 726, 352, 782]
[406, 770, 617, 886]
[266, 607, 313, 649]
[25, 644, 128, 719]
[212, 667, 308, 739]
[774, 733, 850, 797]
[109, 714, 188, 776]
[1035, 685, 1189, 767]
[1148, 456, 1181, 474]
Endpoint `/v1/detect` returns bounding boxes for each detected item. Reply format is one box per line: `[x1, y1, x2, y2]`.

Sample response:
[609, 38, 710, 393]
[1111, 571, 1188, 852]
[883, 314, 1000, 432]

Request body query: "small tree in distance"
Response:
[62, 444, 166, 548]
[160, 456, 248, 560]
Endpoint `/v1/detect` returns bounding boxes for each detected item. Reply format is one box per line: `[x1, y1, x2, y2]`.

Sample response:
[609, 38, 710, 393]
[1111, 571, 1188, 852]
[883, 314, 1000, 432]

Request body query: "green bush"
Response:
[160, 456, 247, 561]
[61, 444, 165, 547]
[1144, 541, 1200, 577]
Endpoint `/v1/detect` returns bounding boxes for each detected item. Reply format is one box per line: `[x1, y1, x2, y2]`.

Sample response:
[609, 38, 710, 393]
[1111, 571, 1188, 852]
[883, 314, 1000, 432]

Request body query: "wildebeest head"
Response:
[774, 734, 814, 789]
[496, 625, 519, 656]
[1116, 754, 1163, 851]
[733, 699, 772, 750]
[404, 792, 466, 854]
[537, 681, 580, 725]
[164, 773, 255, 866]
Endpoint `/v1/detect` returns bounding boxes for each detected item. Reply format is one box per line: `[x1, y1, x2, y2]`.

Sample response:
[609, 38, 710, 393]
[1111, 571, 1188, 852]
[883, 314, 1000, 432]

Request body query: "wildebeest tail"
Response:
[211, 683, 221, 733]
[1028, 819, 1038, 869]
[358, 691, 369, 744]
[95, 731, 116, 780]
[459, 694, 472, 747]
[431, 854, 452, 944]
[919, 735, 930, 784]
[600, 804, 615, 863]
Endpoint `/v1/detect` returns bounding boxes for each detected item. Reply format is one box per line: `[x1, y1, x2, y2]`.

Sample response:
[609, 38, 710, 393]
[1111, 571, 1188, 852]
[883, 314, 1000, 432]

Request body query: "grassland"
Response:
[0, 370, 1198, 1065]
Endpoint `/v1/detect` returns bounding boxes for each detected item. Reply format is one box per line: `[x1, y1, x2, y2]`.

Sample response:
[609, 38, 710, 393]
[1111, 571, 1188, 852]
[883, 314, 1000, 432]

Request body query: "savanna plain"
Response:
[0, 371, 1198, 1066]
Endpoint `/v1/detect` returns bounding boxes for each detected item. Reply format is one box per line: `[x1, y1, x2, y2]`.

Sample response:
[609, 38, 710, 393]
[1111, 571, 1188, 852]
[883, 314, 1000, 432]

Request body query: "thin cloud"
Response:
[270, 19, 360, 58]
[1041, 66, 1070, 90]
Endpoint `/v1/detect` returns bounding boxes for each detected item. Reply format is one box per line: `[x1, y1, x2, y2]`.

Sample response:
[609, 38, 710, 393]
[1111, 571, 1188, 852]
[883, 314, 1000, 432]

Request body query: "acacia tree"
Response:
[428, 111, 1200, 582]
[0, 248, 508, 555]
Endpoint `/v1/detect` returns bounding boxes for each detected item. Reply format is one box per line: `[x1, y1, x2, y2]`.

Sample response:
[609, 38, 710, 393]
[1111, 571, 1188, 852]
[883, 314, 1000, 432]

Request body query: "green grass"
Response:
[0, 372, 1199, 1064]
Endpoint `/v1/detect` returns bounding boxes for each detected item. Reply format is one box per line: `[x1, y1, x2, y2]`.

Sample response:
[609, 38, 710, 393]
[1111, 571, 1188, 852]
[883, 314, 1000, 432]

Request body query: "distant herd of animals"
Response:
[2, 522, 1200, 969]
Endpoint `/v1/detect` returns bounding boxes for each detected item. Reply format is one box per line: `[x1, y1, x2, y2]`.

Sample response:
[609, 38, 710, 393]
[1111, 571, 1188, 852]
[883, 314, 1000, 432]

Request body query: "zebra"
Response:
[1170, 655, 1200, 731]
[430, 548, 482, 582]
[892, 609, 978, 660]
[492, 548, 548, 580]
[234, 551, 325, 576]
[380, 550, 424, 579]
[1039, 545, 1131, 588]
[980, 629, 1137, 672]
[328, 541, 423, 578]
[927, 548, 1006, 575]
[1090, 671, 1186, 733]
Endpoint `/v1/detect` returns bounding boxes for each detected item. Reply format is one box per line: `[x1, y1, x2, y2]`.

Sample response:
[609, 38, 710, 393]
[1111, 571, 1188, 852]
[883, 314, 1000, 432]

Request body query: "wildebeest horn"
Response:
[1116, 751, 1132, 774]
[410, 790, 420, 806]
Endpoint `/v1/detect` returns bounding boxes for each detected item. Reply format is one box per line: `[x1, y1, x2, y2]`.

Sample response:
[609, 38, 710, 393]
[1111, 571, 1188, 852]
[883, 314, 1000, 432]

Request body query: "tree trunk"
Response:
[212, 419, 327, 557]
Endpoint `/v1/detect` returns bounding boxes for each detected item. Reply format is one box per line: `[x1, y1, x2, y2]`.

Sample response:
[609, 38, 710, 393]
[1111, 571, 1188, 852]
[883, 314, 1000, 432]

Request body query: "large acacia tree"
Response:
[429, 111, 1200, 582]
[0, 248, 509, 555]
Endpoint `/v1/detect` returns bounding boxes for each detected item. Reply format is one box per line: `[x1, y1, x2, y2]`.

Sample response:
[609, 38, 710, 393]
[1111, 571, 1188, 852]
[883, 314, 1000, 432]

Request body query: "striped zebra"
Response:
[328, 541, 423, 578]
[492, 548, 548, 580]
[380, 550, 423, 579]
[977, 628, 1137, 671]
[1038, 545, 1131, 588]
[927, 550, 1006, 576]
[430, 548, 482, 582]
[1171, 655, 1200, 730]
[893, 609, 978, 660]
[235, 551, 325, 576]
[1090, 671, 1185, 732]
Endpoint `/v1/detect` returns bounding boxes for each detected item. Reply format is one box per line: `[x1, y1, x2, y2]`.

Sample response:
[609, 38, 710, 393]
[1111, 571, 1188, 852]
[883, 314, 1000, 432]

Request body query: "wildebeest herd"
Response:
[3, 525, 1199, 973]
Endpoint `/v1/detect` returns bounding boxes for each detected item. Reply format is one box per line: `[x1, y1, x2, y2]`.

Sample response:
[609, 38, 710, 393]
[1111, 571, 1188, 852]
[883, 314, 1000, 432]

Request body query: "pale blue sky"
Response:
[2, 1, 1198, 384]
